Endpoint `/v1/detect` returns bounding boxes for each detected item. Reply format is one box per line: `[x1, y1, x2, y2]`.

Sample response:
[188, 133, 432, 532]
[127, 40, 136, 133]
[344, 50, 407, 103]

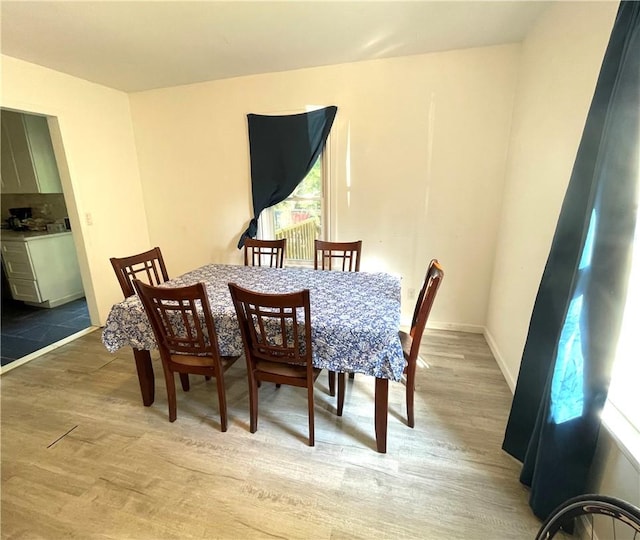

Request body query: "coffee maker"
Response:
[7, 207, 32, 231]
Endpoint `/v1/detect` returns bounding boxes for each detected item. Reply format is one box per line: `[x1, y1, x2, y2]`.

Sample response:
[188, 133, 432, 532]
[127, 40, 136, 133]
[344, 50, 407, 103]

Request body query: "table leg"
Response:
[374, 377, 388, 453]
[133, 348, 155, 406]
[337, 373, 346, 416]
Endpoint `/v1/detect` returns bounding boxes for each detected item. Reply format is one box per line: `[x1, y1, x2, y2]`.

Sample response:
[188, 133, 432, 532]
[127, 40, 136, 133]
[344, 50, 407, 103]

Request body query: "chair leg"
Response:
[337, 373, 346, 416]
[249, 375, 258, 433]
[405, 362, 416, 429]
[215, 371, 228, 432]
[308, 384, 315, 446]
[164, 366, 177, 422]
[406, 384, 415, 429]
[328, 371, 336, 396]
[349, 373, 355, 379]
[179, 373, 190, 391]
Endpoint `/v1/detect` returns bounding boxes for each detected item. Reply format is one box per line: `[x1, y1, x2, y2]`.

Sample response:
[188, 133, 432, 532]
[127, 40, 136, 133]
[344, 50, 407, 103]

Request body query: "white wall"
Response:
[129, 44, 520, 328]
[1, 56, 150, 324]
[484, 1, 619, 390]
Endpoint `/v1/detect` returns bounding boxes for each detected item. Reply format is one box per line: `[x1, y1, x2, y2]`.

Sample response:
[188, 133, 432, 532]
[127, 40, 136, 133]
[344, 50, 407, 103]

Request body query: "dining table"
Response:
[101, 263, 405, 453]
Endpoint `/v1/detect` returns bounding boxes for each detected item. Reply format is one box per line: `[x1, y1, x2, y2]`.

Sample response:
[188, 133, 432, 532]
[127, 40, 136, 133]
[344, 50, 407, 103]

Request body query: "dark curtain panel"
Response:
[502, 1, 639, 520]
[237, 106, 338, 248]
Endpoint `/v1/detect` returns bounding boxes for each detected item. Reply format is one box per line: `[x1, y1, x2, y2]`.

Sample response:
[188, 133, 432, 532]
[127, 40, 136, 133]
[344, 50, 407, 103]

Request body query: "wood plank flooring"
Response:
[1, 328, 544, 539]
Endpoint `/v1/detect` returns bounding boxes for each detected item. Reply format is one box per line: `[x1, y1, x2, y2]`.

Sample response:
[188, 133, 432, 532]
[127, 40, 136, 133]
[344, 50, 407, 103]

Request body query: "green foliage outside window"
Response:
[271, 157, 323, 262]
[273, 157, 322, 234]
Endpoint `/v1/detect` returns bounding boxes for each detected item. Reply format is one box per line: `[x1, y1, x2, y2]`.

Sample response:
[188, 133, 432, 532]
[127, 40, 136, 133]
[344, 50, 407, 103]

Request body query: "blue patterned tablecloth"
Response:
[102, 264, 405, 381]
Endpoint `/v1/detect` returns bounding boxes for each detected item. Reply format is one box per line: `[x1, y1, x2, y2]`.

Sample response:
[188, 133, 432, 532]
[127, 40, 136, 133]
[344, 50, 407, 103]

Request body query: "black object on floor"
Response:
[1, 297, 91, 367]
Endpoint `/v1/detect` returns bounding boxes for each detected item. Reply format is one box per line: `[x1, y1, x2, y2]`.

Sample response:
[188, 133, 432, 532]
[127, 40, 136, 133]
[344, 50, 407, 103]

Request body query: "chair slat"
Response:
[244, 238, 286, 268]
[110, 247, 169, 298]
[314, 240, 361, 272]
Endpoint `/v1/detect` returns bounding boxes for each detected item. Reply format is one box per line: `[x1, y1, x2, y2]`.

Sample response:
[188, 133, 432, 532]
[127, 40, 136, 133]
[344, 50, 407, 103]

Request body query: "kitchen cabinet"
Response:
[0, 110, 63, 194]
[1, 232, 83, 308]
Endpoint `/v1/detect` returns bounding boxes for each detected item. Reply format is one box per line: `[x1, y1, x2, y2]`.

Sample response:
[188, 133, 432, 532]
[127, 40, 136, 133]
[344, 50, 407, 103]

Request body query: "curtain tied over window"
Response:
[237, 106, 338, 248]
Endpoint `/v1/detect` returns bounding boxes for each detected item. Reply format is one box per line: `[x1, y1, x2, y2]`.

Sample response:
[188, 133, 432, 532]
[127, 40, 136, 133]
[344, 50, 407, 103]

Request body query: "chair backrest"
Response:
[110, 247, 169, 298]
[133, 279, 221, 361]
[408, 259, 444, 359]
[244, 238, 286, 268]
[314, 240, 362, 271]
[228, 283, 312, 369]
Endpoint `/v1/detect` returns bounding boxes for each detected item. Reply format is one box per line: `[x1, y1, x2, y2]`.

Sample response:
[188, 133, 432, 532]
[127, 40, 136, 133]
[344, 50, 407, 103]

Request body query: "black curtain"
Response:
[502, 1, 639, 520]
[237, 106, 337, 248]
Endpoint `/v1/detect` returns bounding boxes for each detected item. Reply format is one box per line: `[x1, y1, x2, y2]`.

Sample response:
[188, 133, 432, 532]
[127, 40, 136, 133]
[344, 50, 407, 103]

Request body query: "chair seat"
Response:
[399, 330, 425, 374]
[170, 353, 238, 369]
[399, 329, 412, 359]
[399, 330, 412, 377]
[256, 360, 322, 380]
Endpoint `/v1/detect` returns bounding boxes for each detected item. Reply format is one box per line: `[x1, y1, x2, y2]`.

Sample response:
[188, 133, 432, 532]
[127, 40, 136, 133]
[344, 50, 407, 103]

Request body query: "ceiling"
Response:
[0, 1, 551, 93]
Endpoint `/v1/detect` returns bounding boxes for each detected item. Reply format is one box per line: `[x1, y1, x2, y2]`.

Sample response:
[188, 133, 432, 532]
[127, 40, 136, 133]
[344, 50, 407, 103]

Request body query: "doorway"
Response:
[0, 108, 93, 371]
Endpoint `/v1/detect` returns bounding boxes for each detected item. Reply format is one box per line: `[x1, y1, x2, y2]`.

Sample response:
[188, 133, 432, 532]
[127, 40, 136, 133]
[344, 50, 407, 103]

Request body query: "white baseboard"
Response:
[0, 327, 98, 375]
[426, 321, 485, 334]
[483, 327, 516, 394]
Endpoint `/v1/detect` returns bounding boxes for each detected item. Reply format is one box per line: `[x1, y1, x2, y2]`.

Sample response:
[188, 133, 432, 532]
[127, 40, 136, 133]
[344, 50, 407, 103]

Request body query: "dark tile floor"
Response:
[1, 297, 91, 366]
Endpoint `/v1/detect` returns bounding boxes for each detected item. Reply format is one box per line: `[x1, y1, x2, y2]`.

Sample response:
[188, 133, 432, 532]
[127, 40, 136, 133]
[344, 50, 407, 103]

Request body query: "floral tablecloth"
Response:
[102, 264, 405, 381]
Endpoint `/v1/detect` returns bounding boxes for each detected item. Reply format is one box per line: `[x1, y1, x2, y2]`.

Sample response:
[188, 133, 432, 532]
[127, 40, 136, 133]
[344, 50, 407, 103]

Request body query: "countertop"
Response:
[0, 229, 72, 241]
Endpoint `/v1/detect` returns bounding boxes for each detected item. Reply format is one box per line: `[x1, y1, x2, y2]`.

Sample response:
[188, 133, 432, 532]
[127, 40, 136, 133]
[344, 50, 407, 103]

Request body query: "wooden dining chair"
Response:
[110, 246, 169, 298]
[243, 238, 286, 268]
[110, 246, 197, 398]
[317, 239, 363, 394]
[336, 259, 444, 427]
[133, 279, 240, 431]
[314, 239, 362, 271]
[228, 282, 321, 446]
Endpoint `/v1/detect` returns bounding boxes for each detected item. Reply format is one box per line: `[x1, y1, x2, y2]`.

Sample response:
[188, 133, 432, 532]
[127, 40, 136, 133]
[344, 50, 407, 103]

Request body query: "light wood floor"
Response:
[1, 328, 543, 539]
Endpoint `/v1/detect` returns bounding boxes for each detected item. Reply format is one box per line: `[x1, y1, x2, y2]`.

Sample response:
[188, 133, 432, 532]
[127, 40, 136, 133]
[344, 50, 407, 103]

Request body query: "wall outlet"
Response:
[85, 212, 93, 226]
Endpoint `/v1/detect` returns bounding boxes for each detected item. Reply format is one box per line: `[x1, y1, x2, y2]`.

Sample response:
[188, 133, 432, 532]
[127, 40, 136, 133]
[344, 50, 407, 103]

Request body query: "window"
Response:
[608, 246, 640, 429]
[259, 153, 327, 265]
[603, 165, 640, 464]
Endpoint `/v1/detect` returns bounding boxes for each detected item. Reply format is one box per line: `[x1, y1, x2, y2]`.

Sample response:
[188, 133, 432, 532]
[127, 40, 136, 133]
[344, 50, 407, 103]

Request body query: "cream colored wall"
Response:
[129, 44, 520, 328]
[1, 56, 150, 324]
[484, 1, 619, 389]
